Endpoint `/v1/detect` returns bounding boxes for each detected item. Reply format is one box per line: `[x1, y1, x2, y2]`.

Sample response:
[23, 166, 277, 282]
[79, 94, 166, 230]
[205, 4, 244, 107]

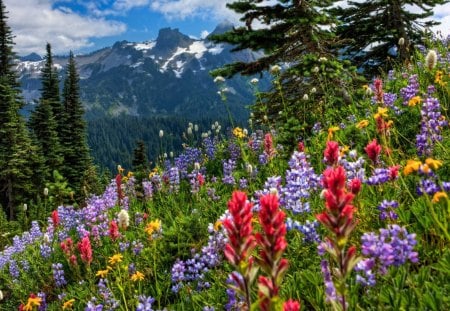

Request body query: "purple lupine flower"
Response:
[366, 168, 391, 185]
[377, 200, 399, 221]
[203, 137, 218, 159]
[281, 151, 319, 214]
[136, 295, 155, 311]
[9, 260, 19, 279]
[416, 96, 448, 156]
[132, 241, 144, 256]
[340, 151, 366, 182]
[98, 278, 119, 309]
[400, 74, 419, 104]
[170, 225, 227, 293]
[167, 166, 180, 193]
[417, 177, 440, 196]
[355, 225, 418, 286]
[228, 142, 241, 162]
[321, 260, 338, 303]
[142, 180, 153, 199]
[383, 92, 397, 108]
[286, 218, 320, 243]
[207, 187, 220, 201]
[239, 178, 248, 189]
[52, 263, 67, 287]
[85, 297, 103, 311]
[222, 159, 236, 185]
[225, 274, 245, 311]
[312, 122, 322, 134]
[38, 292, 47, 311]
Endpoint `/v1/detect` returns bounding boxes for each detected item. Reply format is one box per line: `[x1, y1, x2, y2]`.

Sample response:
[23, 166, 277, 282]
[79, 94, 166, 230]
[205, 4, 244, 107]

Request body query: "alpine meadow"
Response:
[1, 0, 450, 310]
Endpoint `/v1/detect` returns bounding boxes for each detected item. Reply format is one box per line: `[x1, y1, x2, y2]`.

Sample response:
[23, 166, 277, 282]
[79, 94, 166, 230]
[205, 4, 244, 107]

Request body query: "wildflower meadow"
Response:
[1, 36, 450, 311]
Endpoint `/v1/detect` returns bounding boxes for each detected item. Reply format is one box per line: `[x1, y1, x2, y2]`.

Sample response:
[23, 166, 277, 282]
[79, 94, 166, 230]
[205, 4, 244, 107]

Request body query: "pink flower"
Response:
[51, 210, 59, 227]
[223, 191, 255, 266]
[77, 235, 93, 265]
[365, 139, 382, 164]
[264, 133, 276, 159]
[283, 299, 301, 311]
[324, 141, 340, 166]
[109, 220, 119, 241]
[350, 178, 362, 195]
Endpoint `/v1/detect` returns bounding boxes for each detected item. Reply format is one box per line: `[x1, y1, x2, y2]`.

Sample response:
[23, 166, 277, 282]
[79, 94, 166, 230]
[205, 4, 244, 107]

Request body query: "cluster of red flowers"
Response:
[223, 191, 300, 310]
[77, 235, 93, 266]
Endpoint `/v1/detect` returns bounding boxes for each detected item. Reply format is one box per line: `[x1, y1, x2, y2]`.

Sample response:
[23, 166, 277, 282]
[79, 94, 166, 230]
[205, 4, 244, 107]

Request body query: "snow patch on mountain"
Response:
[135, 41, 156, 51]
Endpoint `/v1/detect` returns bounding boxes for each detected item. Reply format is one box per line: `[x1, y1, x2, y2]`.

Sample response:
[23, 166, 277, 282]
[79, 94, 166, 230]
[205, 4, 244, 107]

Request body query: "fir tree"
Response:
[60, 51, 92, 193]
[0, 0, 43, 219]
[132, 140, 148, 171]
[210, 0, 358, 147]
[29, 44, 63, 177]
[332, 0, 449, 74]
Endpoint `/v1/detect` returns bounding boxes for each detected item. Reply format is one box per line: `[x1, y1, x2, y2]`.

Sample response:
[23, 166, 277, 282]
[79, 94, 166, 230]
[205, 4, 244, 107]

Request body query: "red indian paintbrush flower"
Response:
[374, 78, 384, 103]
[77, 235, 93, 266]
[223, 191, 256, 266]
[115, 173, 123, 206]
[316, 161, 360, 311]
[51, 210, 59, 227]
[324, 141, 340, 166]
[256, 194, 291, 311]
[264, 133, 276, 159]
[109, 220, 119, 241]
[283, 299, 301, 311]
[365, 139, 382, 164]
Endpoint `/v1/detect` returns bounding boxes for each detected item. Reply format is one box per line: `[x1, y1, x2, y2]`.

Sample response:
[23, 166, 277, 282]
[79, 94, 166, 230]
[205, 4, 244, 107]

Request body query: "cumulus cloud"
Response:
[4, 0, 126, 55]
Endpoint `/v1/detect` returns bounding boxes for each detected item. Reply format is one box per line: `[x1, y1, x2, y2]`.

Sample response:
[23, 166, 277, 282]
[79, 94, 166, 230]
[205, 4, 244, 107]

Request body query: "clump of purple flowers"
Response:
[222, 159, 236, 185]
[416, 95, 448, 156]
[377, 200, 399, 221]
[355, 225, 418, 286]
[171, 224, 227, 293]
[136, 295, 155, 311]
[52, 263, 67, 287]
[281, 151, 320, 214]
[400, 74, 419, 105]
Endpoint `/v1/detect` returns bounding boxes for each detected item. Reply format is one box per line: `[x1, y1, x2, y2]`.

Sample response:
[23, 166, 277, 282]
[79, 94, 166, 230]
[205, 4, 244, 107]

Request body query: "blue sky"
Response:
[4, 0, 450, 56]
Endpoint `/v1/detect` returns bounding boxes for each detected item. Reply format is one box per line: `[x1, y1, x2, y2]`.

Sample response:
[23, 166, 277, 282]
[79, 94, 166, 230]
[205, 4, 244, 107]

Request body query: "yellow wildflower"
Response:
[96, 269, 109, 278]
[131, 271, 145, 282]
[374, 107, 388, 119]
[327, 126, 340, 141]
[232, 127, 246, 139]
[213, 220, 222, 231]
[435, 70, 447, 87]
[23, 296, 42, 311]
[425, 158, 443, 170]
[108, 254, 123, 265]
[408, 96, 422, 107]
[356, 120, 369, 129]
[403, 160, 422, 176]
[62, 299, 75, 310]
[340, 145, 350, 157]
[432, 191, 448, 203]
[127, 171, 134, 178]
[117, 165, 124, 174]
[145, 219, 162, 236]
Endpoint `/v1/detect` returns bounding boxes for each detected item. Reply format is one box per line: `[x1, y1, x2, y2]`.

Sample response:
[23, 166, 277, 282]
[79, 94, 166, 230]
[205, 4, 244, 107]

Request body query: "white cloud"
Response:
[200, 30, 209, 39]
[4, 0, 126, 55]
[150, 0, 238, 22]
[113, 0, 150, 11]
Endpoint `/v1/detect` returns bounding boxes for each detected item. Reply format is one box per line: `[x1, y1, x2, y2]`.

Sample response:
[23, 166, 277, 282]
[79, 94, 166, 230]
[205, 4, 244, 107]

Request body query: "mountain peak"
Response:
[154, 27, 194, 57]
[210, 20, 234, 36]
[20, 52, 42, 62]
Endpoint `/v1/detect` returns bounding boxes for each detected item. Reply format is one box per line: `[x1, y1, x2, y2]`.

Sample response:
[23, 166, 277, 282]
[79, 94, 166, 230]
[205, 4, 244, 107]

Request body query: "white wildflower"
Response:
[425, 50, 437, 70]
[117, 209, 130, 229]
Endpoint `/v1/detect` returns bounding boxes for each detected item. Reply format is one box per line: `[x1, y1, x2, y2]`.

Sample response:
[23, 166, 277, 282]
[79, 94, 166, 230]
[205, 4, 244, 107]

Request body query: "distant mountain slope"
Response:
[17, 23, 267, 122]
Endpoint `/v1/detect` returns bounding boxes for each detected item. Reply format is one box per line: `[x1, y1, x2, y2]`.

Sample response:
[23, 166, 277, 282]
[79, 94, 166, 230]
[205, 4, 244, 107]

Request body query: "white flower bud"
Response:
[43, 233, 50, 244]
[398, 37, 405, 46]
[270, 65, 281, 74]
[250, 78, 259, 85]
[187, 127, 193, 135]
[117, 209, 130, 229]
[44, 187, 49, 196]
[246, 163, 253, 174]
[159, 130, 164, 138]
[194, 162, 201, 171]
[23, 203, 27, 211]
[243, 128, 248, 136]
[163, 153, 168, 158]
[194, 124, 198, 132]
[169, 151, 174, 158]
[0, 290, 3, 301]
[310, 87, 317, 94]
[312, 66, 320, 73]
[319, 57, 328, 62]
[425, 50, 437, 70]
[269, 187, 278, 195]
[303, 94, 309, 101]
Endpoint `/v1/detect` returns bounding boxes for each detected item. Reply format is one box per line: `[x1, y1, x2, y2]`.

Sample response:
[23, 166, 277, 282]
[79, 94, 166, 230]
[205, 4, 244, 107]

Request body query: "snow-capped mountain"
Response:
[17, 23, 266, 121]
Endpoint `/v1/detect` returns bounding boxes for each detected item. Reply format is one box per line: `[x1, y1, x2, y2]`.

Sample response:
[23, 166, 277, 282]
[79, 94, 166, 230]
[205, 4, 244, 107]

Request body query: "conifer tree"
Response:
[210, 0, 358, 147]
[132, 140, 148, 172]
[29, 43, 63, 177]
[332, 0, 449, 74]
[0, 0, 43, 219]
[60, 51, 92, 193]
